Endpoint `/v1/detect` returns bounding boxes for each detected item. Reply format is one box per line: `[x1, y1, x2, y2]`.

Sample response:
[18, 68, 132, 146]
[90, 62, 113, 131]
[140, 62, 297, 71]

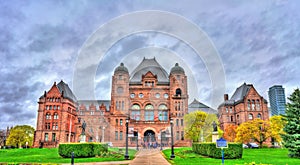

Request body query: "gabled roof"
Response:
[189, 99, 210, 108]
[130, 57, 169, 83]
[218, 83, 268, 108]
[230, 82, 251, 102]
[188, 98, 217, 114]
[57, 80, 77, 102]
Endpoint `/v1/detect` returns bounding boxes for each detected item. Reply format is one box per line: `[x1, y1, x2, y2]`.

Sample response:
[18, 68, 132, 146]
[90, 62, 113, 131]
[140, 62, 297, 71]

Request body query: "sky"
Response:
[0, 0, 299, 130]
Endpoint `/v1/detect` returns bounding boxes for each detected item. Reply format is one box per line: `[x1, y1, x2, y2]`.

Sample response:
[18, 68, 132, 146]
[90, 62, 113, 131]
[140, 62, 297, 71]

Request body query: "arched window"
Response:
[252, 99, 255, 110]
[46, 113, 51, 119]
[54, 113, 59, 119]
[257, 113, 261, 119]
[145, 104, 154, 121]
[131, 104, 141, 121]
[248, 113, 253, 120]
[175, 88, 182, 96]
[145, 104, 154, 110]
[158, 104, 168, 110]
[131, 104, 140, 110]
[256, 99, 260, 110]
[247, 100, 251, 111]
[158, 104, 168, 121]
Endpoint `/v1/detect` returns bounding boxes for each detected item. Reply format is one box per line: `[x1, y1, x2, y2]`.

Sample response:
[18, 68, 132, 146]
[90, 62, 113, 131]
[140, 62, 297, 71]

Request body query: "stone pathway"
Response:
[130, 148, 171, 165]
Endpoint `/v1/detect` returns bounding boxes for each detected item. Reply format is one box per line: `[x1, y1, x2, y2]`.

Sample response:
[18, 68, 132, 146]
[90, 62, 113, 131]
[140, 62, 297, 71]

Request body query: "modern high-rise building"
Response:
[268, 85, 286, 116]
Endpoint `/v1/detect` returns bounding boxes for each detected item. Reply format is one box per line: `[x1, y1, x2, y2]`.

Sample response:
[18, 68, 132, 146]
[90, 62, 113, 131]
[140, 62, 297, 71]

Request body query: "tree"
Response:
[184, 111, 207, 142]
[281, 88, 300, 158]
[270, 115, 286, 145]
[223, 124, 238, 142]
[184, 111, 220, 142]
[235, 119, 271, 147]
[6, 125, 34, 148]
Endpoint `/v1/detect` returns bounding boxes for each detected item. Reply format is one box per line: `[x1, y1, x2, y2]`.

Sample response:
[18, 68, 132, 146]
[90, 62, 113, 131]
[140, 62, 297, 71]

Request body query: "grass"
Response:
[0, 147, 137, 163]
[162, 147, 300, 165]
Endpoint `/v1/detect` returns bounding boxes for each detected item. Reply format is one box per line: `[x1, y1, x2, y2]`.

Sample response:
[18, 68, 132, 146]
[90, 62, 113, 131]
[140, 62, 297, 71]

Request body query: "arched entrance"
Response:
[143, 130, 156, 143]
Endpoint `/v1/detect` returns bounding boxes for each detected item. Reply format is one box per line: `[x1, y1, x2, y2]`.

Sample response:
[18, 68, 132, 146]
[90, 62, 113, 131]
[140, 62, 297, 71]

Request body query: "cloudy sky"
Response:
[1, 0, 299, 129]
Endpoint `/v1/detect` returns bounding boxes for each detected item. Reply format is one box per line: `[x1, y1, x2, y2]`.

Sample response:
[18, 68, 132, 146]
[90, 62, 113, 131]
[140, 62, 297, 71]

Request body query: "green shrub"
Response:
[192, 142, 243, 159]
[58, 143, 108, 158]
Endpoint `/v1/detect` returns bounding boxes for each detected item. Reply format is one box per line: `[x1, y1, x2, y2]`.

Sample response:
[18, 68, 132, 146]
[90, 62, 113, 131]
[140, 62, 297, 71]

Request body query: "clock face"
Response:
[155, 93, 160, 98]
[164, 93, 169, 99]
[139, 93, 144, 98]
[130, 93, 135, 98]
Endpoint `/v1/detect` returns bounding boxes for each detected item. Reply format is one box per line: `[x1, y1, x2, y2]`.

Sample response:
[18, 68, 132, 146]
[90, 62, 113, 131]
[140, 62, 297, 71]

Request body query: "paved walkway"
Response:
[130, 148, 171, 165]
[66, 148, 170, 165]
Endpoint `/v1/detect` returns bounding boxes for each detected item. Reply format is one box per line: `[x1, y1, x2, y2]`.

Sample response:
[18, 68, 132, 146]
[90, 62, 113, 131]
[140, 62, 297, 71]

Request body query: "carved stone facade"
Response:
[34, 58, 190, 147]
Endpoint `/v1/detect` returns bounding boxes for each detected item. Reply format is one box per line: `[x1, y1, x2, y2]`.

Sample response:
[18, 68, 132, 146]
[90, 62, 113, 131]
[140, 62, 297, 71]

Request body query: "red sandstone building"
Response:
[218, 83, 269, 130]
[33, 58, 189, 147]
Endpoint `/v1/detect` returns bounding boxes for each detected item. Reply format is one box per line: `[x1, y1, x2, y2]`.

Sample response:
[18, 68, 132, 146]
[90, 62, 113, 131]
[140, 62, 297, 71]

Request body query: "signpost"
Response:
[216, 137, 228, 165]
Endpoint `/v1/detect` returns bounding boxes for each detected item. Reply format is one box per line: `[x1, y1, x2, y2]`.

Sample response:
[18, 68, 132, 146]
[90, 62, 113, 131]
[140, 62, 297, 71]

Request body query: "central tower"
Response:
[110, 57, 189, 146]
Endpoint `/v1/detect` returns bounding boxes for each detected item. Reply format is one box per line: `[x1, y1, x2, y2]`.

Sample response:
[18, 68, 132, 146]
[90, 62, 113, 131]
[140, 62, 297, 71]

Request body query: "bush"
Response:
[192, 142, 243, 159]
[58, 143, 108, 158]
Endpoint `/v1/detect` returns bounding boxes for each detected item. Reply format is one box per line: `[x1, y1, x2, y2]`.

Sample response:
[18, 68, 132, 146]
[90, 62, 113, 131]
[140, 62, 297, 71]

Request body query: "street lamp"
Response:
[124, 117, 130, 160]
[170, 118, 175, 159]
[136, 129, 139, 151]
[160, 130, 164, 151]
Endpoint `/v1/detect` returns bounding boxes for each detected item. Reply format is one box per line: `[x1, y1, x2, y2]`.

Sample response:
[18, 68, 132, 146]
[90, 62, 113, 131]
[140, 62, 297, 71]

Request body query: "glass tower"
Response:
[268, 85, 286, 116]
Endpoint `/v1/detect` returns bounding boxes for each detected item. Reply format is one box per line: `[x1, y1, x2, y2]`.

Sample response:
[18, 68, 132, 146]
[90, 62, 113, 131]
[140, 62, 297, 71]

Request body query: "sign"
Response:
[216, 137, 228, 148]
[216, 137, 227, 165]
[128, 127, 134, 137]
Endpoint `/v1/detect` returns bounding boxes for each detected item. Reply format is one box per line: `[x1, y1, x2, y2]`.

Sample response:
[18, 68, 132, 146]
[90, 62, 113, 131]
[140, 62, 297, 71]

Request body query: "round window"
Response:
[139, 93, 144, 98]
[164, 93, 169, 99]
[155, 93, 160, 98]
[130, 93, 135, 98]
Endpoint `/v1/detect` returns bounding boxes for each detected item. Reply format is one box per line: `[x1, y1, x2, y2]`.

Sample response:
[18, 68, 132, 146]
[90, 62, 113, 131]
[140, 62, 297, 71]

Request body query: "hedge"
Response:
[192, 142, 243, 159]
[58, 143, 108, 158]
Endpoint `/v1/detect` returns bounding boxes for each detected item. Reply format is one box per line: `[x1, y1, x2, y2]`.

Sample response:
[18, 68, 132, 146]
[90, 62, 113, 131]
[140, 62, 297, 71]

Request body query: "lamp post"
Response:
[136, 129, 139, 151]
[124, 117, 130, 160]
[170, 118, 175, 159]
[160, 130, 164, 151]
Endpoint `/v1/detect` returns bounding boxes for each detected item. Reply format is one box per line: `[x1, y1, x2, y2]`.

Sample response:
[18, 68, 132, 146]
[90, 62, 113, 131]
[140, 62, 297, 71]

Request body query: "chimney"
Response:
[224, 94, 229, 101]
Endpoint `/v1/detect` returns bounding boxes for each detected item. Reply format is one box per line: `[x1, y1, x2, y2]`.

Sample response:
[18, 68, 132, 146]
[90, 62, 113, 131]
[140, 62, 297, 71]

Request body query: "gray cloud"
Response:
[1, 1, 300, 129]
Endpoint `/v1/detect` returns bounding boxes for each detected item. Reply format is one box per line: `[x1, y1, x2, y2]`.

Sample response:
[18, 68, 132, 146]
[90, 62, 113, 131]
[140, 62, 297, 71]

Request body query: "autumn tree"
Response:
[6, 125, 34, 148]
[235, 119, 271, 147]
[224, 124, 238, 142]
[270, 115, 286, 145]
[281, 88, 300, 158]
[184, 111, 207, 142]
[184, 111, 220, 142]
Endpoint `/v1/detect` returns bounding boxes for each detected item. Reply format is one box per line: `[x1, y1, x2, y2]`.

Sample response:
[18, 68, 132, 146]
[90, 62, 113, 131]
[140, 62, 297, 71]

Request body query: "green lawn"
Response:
[162, 147, 300, 165]
[0, 147, 137, 163]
